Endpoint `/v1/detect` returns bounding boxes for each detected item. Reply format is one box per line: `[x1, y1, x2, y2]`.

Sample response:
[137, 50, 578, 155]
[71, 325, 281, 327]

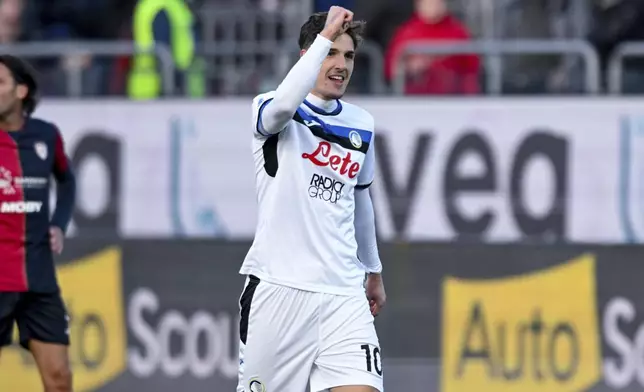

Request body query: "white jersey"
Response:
[240, 92, 376, 295]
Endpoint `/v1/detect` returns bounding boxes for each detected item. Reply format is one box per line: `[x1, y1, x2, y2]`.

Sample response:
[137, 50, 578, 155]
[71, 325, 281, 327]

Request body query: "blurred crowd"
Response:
[2, 0, 644, 97]
[0, 0, 135, 95]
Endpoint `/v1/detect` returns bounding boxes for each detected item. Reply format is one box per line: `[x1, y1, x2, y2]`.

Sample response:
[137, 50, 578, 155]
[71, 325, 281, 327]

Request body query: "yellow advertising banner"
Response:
[0, 247, 127, 392]
[441, 254, 601, 392]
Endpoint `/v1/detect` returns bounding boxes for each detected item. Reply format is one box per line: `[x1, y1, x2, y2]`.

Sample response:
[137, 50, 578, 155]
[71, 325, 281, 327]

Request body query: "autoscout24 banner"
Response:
[1, 241, 644, 391]
[33, 98, 644, 243]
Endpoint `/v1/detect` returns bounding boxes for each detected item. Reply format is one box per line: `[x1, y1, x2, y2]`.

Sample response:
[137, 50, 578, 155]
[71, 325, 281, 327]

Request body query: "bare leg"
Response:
[28, 340, 72, 392]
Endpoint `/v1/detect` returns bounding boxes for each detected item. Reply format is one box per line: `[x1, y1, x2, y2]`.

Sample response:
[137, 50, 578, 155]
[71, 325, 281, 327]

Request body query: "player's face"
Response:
[0, 63, 21, 117]
[310, 33, 355, 100]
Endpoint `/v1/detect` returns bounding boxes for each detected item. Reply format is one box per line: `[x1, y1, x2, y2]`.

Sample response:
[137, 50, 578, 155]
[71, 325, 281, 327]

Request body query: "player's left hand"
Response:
[49, 226, 64, 255]
[366, 273, 386, 317]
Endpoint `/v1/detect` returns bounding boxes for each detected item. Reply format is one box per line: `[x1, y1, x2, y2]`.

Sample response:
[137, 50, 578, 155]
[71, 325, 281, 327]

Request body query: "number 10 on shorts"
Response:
[360, 344, 383, 376]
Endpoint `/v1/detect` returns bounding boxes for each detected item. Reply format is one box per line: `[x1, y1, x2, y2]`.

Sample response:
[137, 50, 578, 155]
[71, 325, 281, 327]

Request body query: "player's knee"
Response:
[43, 365, 72, 392]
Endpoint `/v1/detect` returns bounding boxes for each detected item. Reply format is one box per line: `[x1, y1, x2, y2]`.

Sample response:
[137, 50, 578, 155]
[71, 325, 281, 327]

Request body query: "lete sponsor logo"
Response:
[302, 141, 361, 179]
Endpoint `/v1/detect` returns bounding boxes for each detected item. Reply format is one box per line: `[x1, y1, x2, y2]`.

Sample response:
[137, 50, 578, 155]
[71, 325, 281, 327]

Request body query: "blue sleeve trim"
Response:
[256, 98, 274, 136]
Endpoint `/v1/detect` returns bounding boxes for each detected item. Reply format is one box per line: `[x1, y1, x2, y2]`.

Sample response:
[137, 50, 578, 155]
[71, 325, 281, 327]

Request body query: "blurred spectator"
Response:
[0, 0, 67, 95]
[50, 0, 121, 96]
[0, 0, 25, 44]
[384, 0, 480, 95]
[127, 0, 204, 99]
[16, 0, 132, 96]
[586, 0, 644, 93]
[354, 0, 413, 51]
[350, 0, 413, 94]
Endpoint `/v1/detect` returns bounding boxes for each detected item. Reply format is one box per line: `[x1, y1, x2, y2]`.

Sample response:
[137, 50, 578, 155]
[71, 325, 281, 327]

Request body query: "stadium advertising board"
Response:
[401, 243, 644, 392]
[1, 247, 127, 392]
[0, 240, 245, 392]
[35, 98, 644, 243]
[0, 241, 643, 391]
[441, 255, 601, 392]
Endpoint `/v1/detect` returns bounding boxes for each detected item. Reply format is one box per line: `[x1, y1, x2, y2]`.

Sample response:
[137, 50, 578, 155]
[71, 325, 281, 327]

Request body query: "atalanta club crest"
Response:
[249, 379, 265, 392]
[349, 130, 362, 149]
[34, 141, 47, 160]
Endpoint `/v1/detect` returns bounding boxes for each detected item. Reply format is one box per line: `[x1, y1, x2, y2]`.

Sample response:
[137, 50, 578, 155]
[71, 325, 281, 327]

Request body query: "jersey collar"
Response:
[303, 96, 343, 116]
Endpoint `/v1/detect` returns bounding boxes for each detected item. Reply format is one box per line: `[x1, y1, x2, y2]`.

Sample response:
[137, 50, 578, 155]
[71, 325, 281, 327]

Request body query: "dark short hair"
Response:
[0, 55, 39, 116]
[298, 12, 366, 50]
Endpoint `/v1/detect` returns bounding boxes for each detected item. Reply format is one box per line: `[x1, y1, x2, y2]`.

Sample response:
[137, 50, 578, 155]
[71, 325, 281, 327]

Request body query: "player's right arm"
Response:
[254, 6, 354, 136]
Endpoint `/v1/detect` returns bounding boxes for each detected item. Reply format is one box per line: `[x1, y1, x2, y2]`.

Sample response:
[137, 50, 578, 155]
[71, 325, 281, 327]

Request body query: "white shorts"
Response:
[236, 275, 383, 392]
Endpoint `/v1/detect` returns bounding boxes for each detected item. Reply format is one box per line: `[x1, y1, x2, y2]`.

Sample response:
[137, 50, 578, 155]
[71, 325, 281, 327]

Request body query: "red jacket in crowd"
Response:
[384, 13, 480, 95]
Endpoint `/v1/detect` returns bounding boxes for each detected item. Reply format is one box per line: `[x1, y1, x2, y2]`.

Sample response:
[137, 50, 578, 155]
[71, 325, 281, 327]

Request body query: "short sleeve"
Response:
[252, 91, 277, 138]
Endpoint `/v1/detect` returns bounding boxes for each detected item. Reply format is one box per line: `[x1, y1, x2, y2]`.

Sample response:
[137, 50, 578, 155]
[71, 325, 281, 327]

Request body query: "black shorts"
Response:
[0, 291, 70, 350]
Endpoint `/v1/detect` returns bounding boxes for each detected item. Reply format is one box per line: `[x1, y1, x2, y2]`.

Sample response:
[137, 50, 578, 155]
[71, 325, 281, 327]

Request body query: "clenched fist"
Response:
[320, 6, 354, 42]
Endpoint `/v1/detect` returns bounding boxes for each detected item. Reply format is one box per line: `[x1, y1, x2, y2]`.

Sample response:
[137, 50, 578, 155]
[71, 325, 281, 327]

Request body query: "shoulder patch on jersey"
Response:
[34, 141, 48, 160]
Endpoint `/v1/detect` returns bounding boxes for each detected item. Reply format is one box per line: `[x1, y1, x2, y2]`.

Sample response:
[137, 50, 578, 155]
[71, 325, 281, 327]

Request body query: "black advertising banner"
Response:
[1, 241, 644, 391]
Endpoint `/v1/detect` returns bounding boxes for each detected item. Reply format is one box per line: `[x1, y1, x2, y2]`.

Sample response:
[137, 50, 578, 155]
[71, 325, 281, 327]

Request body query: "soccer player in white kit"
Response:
[237, 6, 386, 392]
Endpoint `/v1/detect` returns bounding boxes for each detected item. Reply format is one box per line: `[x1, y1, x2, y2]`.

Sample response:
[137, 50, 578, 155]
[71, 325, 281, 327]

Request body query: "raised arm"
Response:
[255, 7, 354, 136]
